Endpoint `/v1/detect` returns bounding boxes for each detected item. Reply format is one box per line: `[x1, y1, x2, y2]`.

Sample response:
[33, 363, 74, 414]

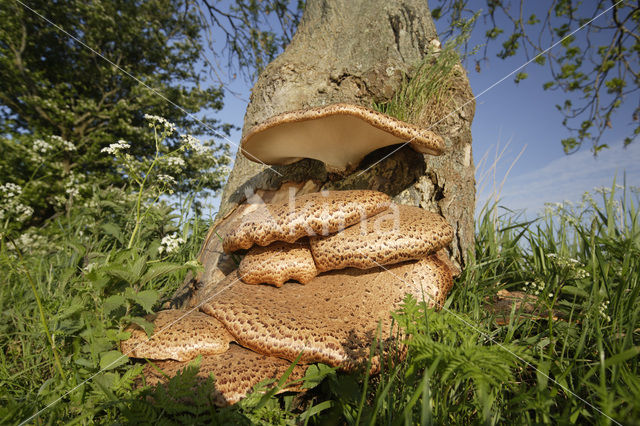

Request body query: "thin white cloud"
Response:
[477, 140, 640, 214]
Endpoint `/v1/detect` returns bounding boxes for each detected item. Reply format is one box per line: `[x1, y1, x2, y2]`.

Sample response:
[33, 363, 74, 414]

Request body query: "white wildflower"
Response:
[51, 135, 76, 151]
[0, 183, 33, 222]
[33, 139, 53, 154]
[101, 139, 131, 155]
[158, 174, 176, 186]
[164, 156, 185, 169]
[144, 114, 176, 134]
[181, 134, 207, 154]
[1, 183, 22, 198]
[65, 185, 79, 198]
[158, 233, 184, 255]
[595, 186, 611, 195]
[598, 300, 611, 322]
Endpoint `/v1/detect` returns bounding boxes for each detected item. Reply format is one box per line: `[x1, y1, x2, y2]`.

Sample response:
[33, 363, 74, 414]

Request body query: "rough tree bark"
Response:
[171, 0, 475, 308]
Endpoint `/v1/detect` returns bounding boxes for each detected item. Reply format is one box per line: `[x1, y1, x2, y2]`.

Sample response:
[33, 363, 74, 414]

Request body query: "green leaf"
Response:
[514, 72, 528, 84]
[103, 294, 127, 315]
[102, 264, 136, 284]
[139, 262, 185, 286]
[603, 346, 640, 368]
[130, 255, 148, 283]
[302, 363, 336, 389]
[101, 223, 124, 245]
[100, 350, 128, 371]
[133, 289, 160, 313]
[128, 316, 155, 337]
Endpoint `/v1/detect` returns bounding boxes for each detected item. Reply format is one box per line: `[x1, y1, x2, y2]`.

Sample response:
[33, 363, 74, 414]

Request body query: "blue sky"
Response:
[203, 3, 639, 217]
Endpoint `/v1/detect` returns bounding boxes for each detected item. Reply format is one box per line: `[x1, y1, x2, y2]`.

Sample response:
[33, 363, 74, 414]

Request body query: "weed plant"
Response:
[1, 177, 638, 424]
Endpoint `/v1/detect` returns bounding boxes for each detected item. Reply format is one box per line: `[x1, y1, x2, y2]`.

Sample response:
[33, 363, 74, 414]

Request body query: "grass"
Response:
[1, 181, 639, 424]
[371, 17, 477, 126]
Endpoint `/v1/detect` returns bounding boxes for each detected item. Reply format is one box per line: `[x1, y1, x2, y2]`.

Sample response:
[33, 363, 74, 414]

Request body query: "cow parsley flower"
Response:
[51, 135, 76, 151]
[180, 134, 206, 154]
[33, 139, 53, 154]
[158, 233, 184, 255]
[144, 114, 176, 135]
[101, 140, 131, 155]
[158, 174, 176, 186]
[164, 156, 185, 169]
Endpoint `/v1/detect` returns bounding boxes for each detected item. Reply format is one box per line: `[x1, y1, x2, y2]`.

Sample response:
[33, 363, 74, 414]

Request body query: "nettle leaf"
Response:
[103, 294, 127, 315]
[100, 350, 129, 370]
[128, 316, 155, 337]
[103, 264, 136, 284]
[130, 255, 148, 283]
[101, 223, 124, 244]
[139, 261, 186, 286]
[134, 289, 160, 313]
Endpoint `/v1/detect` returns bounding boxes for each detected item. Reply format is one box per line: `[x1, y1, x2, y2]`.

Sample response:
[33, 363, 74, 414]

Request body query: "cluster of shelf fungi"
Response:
[121, 103, 459, 406]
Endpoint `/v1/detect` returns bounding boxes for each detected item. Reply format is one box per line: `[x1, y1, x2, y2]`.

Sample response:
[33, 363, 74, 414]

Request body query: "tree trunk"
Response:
[171, 0, 475, 308]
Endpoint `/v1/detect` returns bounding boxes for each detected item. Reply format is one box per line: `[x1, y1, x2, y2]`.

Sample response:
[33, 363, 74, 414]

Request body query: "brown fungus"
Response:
[223, 189, 391, 252]
[241, 103, 445, 173]
[142, 344, 306, 407]
[198, 254, 453, 371]
[120, 310, 234, 362]
[238, 240, 317, 286]
[310, 204, 454, 272]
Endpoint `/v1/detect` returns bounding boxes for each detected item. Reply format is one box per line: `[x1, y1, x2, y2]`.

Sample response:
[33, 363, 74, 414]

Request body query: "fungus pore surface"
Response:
[241, 103, 445, 173]
[223, 190, 391, 252]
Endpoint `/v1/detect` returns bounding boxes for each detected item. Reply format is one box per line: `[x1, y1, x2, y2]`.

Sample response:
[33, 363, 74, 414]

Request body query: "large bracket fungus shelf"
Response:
[240, 103, 445, 173]
[122, 189, 457, 406]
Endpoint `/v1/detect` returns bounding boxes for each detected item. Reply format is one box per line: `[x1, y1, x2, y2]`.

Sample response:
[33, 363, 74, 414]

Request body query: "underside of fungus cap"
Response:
[223, 189, 391, 252]
[238, 240, 317, 286]
[310, 204, 454, 272]
[142, 344, 306, 407]
[200, 255, 453, 371]
[241, 103, 445, 173]
[120, 310, 234, 362]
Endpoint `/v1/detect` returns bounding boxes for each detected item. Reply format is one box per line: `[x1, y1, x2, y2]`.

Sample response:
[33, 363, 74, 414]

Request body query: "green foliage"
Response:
[2, 155, 639, 425]
[430, 0, 639, 154]
[0, 0, 232, 225]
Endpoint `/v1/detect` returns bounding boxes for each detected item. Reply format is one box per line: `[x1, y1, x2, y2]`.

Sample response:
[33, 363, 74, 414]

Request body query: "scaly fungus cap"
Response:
[310, 204, 454, 272]
[142, 344, 306, 407]
[241, 103, 445, 173]
[199, 254, 453, 371]
[120, 310, 234, 362]
[223, 189, 391, 252]
[238, 240, 317, 286]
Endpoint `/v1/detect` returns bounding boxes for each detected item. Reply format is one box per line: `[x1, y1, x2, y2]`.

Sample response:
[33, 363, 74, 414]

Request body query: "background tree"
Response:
[0, 0, 232, 227]
[202, 0, 638, 154]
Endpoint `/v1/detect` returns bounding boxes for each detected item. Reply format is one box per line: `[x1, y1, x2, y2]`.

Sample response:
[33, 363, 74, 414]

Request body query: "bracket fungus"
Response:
[223, 189, 391, 252]
[238, 240, 317, 286]
[241, 103, 445, 173]
[120, 310, 234, 362]
[310, 203, 454, 272]
[124, 189, 459, 406]
[143, 344, 306, 407]
[198, 253, 452, 370]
